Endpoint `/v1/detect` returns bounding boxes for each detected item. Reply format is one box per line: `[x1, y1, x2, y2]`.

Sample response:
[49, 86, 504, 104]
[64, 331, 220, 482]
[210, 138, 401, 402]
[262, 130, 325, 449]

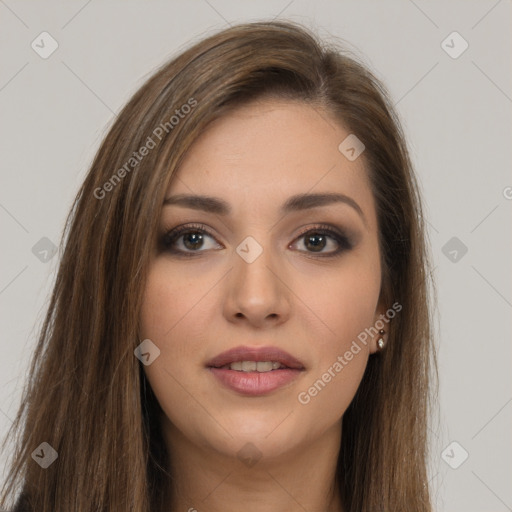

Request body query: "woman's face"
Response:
[139, 99, 386, 465]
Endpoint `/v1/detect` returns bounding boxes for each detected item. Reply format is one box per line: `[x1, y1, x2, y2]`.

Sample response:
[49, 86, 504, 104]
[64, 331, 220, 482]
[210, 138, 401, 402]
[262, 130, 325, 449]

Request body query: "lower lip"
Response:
[208, 367, 303, 396]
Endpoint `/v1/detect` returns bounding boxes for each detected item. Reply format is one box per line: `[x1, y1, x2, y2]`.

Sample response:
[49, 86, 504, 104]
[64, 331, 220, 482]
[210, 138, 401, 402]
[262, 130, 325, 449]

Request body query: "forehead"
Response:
[166, 99, 376, 227]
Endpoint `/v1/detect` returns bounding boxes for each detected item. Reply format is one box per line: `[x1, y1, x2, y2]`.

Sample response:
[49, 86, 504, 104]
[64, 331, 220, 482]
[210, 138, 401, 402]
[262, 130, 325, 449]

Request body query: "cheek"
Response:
[291, 253, 381, 413]
[139, 261, 212, 343]
[292, 250, 381, 351]
[138, 268, 200, 437]
[138, 262, 208, 386]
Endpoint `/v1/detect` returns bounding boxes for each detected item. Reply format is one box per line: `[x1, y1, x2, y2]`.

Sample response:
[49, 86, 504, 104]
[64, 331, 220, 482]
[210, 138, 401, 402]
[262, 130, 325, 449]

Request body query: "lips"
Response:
[205, 345, 305, 370]
[206, 345, 306, 396]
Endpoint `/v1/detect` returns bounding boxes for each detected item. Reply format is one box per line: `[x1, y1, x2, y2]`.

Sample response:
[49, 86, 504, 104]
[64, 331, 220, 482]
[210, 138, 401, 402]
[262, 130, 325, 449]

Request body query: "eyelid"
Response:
[159, 222, 354, 256]
[292, 223, 352, 245]
[289, 223, 354, 255]
[160, 222, 220, 251]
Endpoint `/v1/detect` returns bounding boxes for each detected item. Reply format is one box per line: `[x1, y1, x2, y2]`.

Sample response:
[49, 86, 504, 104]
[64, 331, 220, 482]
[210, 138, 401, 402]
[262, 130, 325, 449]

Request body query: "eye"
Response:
[160, 223, 353, 258]
[160, 223, 222, 256]
[290, 224, 353, 257]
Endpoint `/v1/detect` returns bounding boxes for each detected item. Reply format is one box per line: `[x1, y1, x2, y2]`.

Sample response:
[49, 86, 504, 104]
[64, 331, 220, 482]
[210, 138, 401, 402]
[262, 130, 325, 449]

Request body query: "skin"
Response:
[139, 99, 387, 512]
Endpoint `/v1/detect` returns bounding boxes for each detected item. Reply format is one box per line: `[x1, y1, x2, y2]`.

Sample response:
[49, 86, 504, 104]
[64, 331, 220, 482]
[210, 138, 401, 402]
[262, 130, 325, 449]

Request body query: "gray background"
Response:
[1, 1, 511, 510]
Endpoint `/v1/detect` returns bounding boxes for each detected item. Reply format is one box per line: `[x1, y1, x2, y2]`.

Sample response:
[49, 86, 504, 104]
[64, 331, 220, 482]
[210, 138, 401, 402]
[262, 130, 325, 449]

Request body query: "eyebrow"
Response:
[163, 192, 367, 226]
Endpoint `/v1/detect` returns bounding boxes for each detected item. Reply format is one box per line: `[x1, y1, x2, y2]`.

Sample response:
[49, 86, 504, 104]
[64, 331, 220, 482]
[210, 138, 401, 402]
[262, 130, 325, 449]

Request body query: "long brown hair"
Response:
[0, 20, 437, 511]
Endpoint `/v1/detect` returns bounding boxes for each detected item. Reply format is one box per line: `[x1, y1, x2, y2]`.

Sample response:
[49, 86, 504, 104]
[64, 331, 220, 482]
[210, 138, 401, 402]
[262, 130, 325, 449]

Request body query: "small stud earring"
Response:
[377, 329, 385, 350]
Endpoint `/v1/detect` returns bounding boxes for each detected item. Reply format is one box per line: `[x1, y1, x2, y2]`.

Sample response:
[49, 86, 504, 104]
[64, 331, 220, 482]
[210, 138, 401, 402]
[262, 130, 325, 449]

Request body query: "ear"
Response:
[369, 296, 389, 354]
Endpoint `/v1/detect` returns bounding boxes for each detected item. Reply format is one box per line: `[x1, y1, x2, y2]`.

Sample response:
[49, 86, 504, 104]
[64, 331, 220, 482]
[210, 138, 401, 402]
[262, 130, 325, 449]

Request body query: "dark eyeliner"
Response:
[293, 223, 354, 257]
[160, 222, 354, 257]
[159, 223, 213, 256]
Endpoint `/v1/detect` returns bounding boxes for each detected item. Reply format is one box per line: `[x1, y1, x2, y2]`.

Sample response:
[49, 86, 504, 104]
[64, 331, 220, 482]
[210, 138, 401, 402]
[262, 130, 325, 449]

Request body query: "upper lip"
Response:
[206, 345, 305, 370]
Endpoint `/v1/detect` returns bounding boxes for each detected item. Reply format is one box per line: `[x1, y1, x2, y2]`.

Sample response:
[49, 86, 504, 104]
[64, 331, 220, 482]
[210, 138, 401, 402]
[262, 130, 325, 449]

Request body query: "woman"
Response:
[0, 20, 437, 512]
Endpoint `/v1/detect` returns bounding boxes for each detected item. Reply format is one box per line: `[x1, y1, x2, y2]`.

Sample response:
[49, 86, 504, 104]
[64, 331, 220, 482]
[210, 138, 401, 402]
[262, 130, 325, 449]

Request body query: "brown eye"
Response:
[180, 232, 205, 251]
[291, 225, 353, 257]
[160, 223, 353, 258]
[303, 233, 328, 252]
[161, 223, 222, 256]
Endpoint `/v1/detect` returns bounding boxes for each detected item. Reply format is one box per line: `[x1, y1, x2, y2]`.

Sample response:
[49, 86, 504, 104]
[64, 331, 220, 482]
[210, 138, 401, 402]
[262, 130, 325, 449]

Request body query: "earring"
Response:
[377, 329, 385, 350]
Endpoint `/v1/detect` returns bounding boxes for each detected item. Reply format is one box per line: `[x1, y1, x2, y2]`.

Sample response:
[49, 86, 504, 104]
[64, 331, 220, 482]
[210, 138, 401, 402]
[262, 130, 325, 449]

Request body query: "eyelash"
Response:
[160, 222, 353, 258]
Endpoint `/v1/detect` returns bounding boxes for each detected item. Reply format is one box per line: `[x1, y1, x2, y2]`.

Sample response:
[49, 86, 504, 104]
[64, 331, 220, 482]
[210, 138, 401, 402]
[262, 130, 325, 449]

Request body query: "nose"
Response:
[222, 239, 292, 328]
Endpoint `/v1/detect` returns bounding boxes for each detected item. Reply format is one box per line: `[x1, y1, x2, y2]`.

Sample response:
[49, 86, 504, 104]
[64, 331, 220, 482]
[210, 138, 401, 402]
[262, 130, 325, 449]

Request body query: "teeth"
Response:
[225, 361, 285, 372]
[242, 361, 257, 371]
[255, 361, 273, 372]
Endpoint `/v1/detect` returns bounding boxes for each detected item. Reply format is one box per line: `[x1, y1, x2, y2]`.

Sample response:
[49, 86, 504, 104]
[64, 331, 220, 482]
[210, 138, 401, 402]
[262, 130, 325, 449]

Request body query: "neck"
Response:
[161, 417, 344, 512]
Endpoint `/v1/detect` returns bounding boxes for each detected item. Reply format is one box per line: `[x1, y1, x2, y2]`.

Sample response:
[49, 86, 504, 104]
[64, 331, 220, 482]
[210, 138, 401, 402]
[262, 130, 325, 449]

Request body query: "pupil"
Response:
[184, 232, 203, 250]
[306, 234, 325, 252]
[179, 232, 328, 252]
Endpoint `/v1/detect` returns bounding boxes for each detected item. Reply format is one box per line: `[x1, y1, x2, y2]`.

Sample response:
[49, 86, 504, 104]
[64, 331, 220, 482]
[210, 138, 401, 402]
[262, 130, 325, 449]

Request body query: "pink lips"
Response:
[206, 345, 305, 396]
[206, 345, 305, 370]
